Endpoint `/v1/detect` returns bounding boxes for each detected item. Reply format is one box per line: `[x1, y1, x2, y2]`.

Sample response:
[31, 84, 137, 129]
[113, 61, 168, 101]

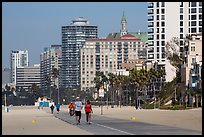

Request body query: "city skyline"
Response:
[2, 2, 148, 68]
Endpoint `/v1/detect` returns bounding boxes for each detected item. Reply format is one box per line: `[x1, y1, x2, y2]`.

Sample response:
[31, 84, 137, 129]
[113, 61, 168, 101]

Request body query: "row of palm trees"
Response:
[94, 65, 166, 109]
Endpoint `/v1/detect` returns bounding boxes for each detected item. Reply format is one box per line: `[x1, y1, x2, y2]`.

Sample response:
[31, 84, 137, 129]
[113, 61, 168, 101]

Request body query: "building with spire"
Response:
[107, 12, 148, 44]
[120, 12, 127, 36]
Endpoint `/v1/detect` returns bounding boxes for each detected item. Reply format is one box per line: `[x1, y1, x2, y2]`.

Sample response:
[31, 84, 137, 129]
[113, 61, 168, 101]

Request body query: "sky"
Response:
[2, 2, 148, 68]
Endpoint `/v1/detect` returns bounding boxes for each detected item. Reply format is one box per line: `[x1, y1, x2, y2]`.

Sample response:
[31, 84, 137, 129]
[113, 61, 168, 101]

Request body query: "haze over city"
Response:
[2, 2, 148, 68]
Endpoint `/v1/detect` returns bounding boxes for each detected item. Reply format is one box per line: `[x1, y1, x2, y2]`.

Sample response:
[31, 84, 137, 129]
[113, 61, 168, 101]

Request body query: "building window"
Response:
[191, 21, 196, 26]
[161, 2, 165, 7]
[180, 8, 183, 13]
[191, 8, 196, 13]
[162, 53, 165, 58]
[161, 34, 165, 39]
[157, 34, 159, 39]
[157, 22, 159, 27]
[161, 41, 165, 46]
[180, 28, 183, 33]
[157, 54, 159, 59]
[191, 15, 196, 20]
[199, 8, 202, 13]
[191, 2, 196, 7]
[192, 58, 196, 63]
[156, 2, 159, 7]
[157, 41, 159, 46]
[199, 2, 202, 6]
[162, 47, 165, 52]
[161, 22, 165, 27]
[157, 28, 159, 33]
[157, 15, 159, 20]
[199, 15, 202, 19]
[161, 28, 165, 33]
[180, 21, 183, 26]
[157, 47, 159, 52]
[191, 46, 195, 51]
[180, 34, 183, 39]
[161, 15, 165, 20]
[180, 15, 183, 20]
[161, 9, 165, 14]
[180, 41, 183, 46]
[199, 21, 202, 26]
[157, 9, 159, 14]
[191, 28, 196, 33]
[199, 27, 202, 32]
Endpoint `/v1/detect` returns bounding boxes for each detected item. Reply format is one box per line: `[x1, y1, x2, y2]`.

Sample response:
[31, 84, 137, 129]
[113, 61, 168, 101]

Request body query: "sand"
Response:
[2, 106, 93, 135]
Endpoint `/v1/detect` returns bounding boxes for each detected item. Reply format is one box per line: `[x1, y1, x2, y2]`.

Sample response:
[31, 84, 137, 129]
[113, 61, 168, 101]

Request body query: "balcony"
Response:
[148, 5, 154, 8]
[148, 10, 154, 15]
[148, 30, 154, 34]
[148, 38, 154, 40]
[148, 18, 154, 21]
[148, 22, 154, 27]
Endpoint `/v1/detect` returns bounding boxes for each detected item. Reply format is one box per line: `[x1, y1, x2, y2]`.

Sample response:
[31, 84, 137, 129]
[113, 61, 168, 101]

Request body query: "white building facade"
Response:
[147, 2, 202, 82]
[16, 64, 40, 91]
[147, 2, 202, 63]
[10, 50, 29, 84]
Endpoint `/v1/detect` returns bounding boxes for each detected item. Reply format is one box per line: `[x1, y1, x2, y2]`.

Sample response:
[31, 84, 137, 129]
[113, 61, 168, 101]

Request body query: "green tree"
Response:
[51, 67, 59, 103]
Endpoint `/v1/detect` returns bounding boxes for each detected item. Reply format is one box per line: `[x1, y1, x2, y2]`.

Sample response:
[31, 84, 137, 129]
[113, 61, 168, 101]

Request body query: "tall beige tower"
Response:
[120, 12, 127, 36]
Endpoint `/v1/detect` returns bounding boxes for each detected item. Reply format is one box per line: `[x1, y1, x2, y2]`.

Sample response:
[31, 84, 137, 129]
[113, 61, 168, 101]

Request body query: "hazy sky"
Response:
[2, 2, 148, 68]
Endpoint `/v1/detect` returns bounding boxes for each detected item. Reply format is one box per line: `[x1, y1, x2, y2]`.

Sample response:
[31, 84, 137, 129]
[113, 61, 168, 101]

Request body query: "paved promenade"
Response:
[86, 105, 202, 132]
[2, 105, 202, 135]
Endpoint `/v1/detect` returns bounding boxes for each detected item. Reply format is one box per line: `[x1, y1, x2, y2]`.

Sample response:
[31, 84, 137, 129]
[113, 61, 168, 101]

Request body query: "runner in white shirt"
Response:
[74, 97, 83, 125]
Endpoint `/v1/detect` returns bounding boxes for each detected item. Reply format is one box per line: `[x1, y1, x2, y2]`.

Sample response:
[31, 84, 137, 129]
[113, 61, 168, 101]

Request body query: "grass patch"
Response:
[159, 105, 192, 110]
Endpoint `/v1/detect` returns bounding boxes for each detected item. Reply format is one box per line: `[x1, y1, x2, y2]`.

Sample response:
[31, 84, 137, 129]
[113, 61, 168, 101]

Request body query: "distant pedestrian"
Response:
[74, 97, 83, 125]
[50, 104, 55, 114]
[85, 100, 93, 124]
[56, 103, 60, 114]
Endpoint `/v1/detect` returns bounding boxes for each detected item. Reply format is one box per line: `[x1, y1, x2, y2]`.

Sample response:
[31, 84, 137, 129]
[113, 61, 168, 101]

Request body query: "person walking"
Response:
[56, 103, 60, 114]
[50, 104, 55, 114]
[74, 97, 83, 125]
[85, 100, 93, 124]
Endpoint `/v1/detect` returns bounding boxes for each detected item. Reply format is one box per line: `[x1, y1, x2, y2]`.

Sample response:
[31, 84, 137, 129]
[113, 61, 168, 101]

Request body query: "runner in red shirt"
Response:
[85, 100, 93, 124]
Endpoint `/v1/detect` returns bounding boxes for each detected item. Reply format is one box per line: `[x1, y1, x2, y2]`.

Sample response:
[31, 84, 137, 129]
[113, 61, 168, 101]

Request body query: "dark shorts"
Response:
[75, 111, 81, 116]
[57, 108, 59, 111]
[86, 112, 91, 115]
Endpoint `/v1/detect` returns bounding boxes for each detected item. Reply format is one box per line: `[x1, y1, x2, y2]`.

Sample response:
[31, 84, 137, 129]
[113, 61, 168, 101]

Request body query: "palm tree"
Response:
[31, 83, 38, 103]
[51, 67, 59, 103]
[130, 68, 141, 109]
[108, 73, 117, 106]
[45, 74, 51, 98]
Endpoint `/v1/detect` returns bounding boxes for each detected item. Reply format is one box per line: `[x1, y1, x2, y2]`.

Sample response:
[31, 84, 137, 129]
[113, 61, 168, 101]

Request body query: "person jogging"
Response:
[74, 97, 83, 125]
[68, 102, 75, 116]
[56, 103, 60, 114]
[85, 100, 93, 124]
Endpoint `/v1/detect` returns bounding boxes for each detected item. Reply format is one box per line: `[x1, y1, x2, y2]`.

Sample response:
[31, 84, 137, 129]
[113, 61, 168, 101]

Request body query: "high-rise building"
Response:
[147, 2, 202, 63]
[40, 45, 62, 91]
[80, 34, 147, 91]
[61, 17, 98, 89]
[10, 50, 29, 84]
[16, 64, 41, 91]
